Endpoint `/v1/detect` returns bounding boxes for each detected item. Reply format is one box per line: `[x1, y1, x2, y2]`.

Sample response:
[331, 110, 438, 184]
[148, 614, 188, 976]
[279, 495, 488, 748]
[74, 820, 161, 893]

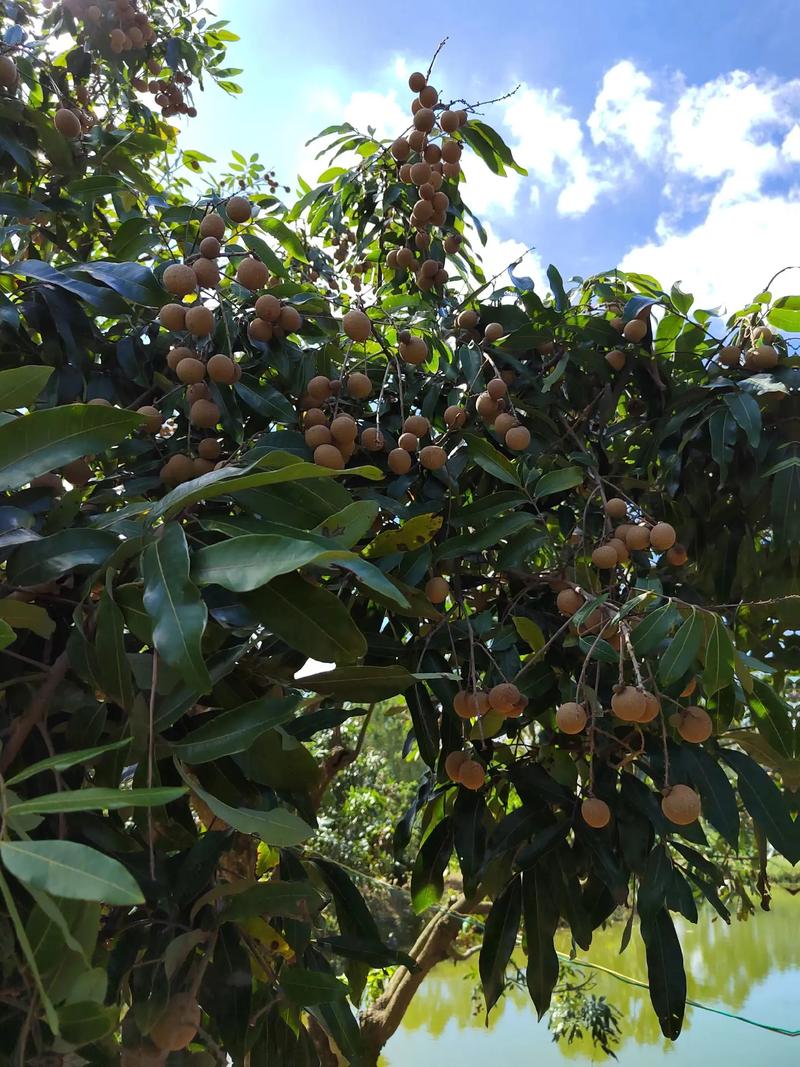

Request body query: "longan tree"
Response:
[0, 4, 797, 1065]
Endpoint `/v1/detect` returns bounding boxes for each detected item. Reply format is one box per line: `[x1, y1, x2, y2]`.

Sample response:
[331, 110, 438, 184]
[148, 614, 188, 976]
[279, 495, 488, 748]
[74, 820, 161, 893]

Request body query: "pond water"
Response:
[381, 888, 800, 1066]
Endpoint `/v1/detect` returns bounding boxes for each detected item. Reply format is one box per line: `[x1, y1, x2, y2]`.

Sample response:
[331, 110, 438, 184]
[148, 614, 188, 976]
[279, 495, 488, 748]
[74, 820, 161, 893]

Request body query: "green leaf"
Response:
[244, 574, 367, 664]
[57, 1001, 118, 1045]
[749, 679, 795, 760]
[0, 404, 142, 492]
[171, 695, 299, 763]
[435, 512, 536, 560]
[534, 467, 584, 499]
[630, 604, 679, 655]
[71, 261, 166, 307]
[682, 747, 739, 848]
[235, 376, 297, 423]
[640, 909, 686, 1039]
[767, 295, 800, 332]
[522, 863, 559, 1020]
[94, 591, 135, 711]
[0, 840, 143, 905]
[314, 500, 379, 548]
[280, 966, 348, 1005]
[298, 664, 417, 701]
[5, 786, 185, 818]
[257, 216, 310, 263]
[364, 512, 443, 558]
[193, 534, 334, 591]
[0, 365, 52, 410]
[6, 739, 129, 788]
[723, 392, 761, 449]
[6, 529, 118, 586]
[142, 523, 211, 692]
[0, 598, 55, 638]
[512, 616, 545, 652]
[175, 763, 313, 846]
[463, 434, 521, 486]
[410, 817, 453, 913]
[479, 875, 522, 1013]
[223, 880, 325, 921]
[702, 615, 735, 696]
[709, 407, 736, 480]
[658, 609, 703, 686]
[721, 749, 799, 863]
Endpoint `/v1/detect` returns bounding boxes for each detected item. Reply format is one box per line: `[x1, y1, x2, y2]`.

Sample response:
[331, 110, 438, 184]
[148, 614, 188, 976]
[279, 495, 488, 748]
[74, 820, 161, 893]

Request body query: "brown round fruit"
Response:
[639, 691, 661, 723]
[403, 415, 429, 437]
[189, 399, 220, 428]
[226, 195, 251, 224]
[582, 797, 611, 828]
[444, 750, 468, 781]
[159, 303, 186, 331]
[137, 406, 163, 434]
[444, 405, 466, 429]
[330, 415, 357, 443]
[255, 293, 281, 322]
[198, 438, 221, 460]
[314, 444, 344, 469]
[649, 522, 677, 552]
[199, 235, 221, 259]
[342, 308, 372, 342]
[347, 371, 372, 399]
[305, 425, 332, 449]
[199, 212, 225, 239]
[248, 318, 272, 342]
[425, 576, 450, 604]
[607, 537, 629, 563]
[414, 107, 436, 132]
[192, 257, 220, 288]
[184, 305, 214, 336]
[476, 393, 498, 421]
[483, 322, 504, 343]
[186, 382, 210, 404]
[556, 588, 584, 615]
[388, 448, 412, 474]
[160, 454, 194, 485]
[398, 432, 419, 452]
[625, 525, 651, 551]
[622, 318, 647, 343]
[360, 426, 384, 451]
[612, 686, 646, 722]
[494, 413, 517, 436]
[307, 375, 331, 402]
[391, 137, 411, 161]
[592, 544, 618, 569]
[0, 56, 18, 88]
[62, 457, 92, 486]
[440, 110, 460, 133]
[556, 701, 587, 734]
[605, 497, 628, 520]
[419, 445, 446, 470]
[661, 784, 701, 825]
[666, 543, 688, 566]
[748, 343, 779, 369]
[176, 357, 205, 384]
[457, 309, 479, 329]
[505, 426, 530, 451]
[718, 345, 741, 367]
[236, 257, 269, 290]
[489, 682, 521, 714]
[605, 349, 626, 371]
[487, 377, 508, 401]
[207, 354, 236, 384]
[459, 759, 486, 790]
[418, 84, 438, 108]
[408, 71, 427, 92]
[676, 705, 712, 743]
[400, 337, 428, 365]
[54, 107, 82, 138]
[149, 992, 201, 1052]
[163, 264, 197, 297]
[279, 305, 302, 333]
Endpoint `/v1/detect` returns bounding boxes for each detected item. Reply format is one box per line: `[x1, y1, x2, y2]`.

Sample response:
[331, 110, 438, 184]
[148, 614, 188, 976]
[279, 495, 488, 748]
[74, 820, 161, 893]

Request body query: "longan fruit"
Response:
[582, 797, 611, 828]
[199, 212, 225, 239]
[255, 293, 281, 322]
[307, 376, 331, 402]
[87, 397, 113, 407]
[62, 457, 92, 486]
[614, 523, 633, 541]
[622, 318, 647, 343]
[236, 257, 268, 290]
[186, 382, 210, 404]
[386, 249, 399, 269]
[419, 444, 446, 470]
[109, 27, 127, 53]
[412, 199, 434, 223]
[391, 137, 411, 161]
[476, 393, 498, 420]
[388, 448, 412, 474]
[410, 161, 431, 186]
[305, 424, 332, 449]
[304, 407, 328, 428]
[409, 129, 427, 151]
[193, 457, 214, 476]
[444, 405, 466, 429]
[0, 56, 18, 88]
[54, 107, 81, 138]
[443, 160, 461, 179]
[487, 377, 508, 401]
[176, 356, 205, 384]
[197, 438, 221, 460]
[330, 414, 357, 443]
[396, 247, 415, 270]
[137, 405, 163, 434]
[483, 322, 504, 343]
[443, 233, 461, 255]
[556, 701, 587, 734]
[314, 443, 344, 469]
[360, 426, 384, 451]
[347, 372, 372, 399]
[675, 705, 712, 743]
[494, 411, 516, 436]
[398, 432, 419, 452]
[192, 257, 220, 288]
[207, 354, 236, 384]
[718, 345, 741, 367]
[611, 686, 646, 722]
[424, 143, 442, 164]
[440, 110, 460, 133]
[342, 309, 371, 342]
[30, 472, 62, 493]
[408, 71, 427, 92]
[441, 139, 462, 164]
[747, 344, 778, 369]
[163, 264, 197, 297]
[160, 454, 194, 485]
[248, 317, 272, 342]
[185, 305, 214, 336]
[149, 992, 201, 1052]
[459, 759, 486, 790]
[444, 750, 468, 782]
[403, 415, 429, 437]
[425, 576, 450, 603]
[505, 426, 530, 451]
[639, 691, 661, 723]
[414, 107, 436, 132]
[120, 1046, 167, 1066]
[279, 305, 302, 333]
[189, 399, 220, 428]
[226, 195, 251, 223]
[591, 543, 618, 569]
[398, 164, 413, 183]
[556, 588, 583, 615]
[197, 235, 220, 259]
[418, 84, 438, 108]
[400, 337, 428, 365]
[159, 303, 186, 331]
[608, 537, 629, 563]
[666, 543, 688, 566]
[625, 525, 651, 551]
[605, 349, 626, 370]
[649, 522, 677, 552]
[661, 784, 701, 825]
[605, 497, 628, 520]
[489, 682, 521, 714]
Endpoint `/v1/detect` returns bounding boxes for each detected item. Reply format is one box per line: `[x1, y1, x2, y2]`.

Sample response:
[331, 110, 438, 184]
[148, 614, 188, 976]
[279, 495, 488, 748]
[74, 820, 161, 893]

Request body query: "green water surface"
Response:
[382, 889, 799, 1065]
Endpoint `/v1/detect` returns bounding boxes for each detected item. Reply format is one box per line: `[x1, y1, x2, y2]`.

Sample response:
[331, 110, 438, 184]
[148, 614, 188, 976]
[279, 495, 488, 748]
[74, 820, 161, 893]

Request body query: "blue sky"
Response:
[184, 0, 800, 314]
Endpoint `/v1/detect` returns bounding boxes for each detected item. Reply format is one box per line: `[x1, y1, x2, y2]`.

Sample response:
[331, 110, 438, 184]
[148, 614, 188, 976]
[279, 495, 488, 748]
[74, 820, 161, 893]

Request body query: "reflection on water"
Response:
[381, 889, 800, 1066]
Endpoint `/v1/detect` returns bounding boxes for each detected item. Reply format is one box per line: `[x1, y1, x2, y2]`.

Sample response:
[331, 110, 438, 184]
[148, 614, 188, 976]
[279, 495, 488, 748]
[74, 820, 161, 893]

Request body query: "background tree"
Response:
[0, 3, 797, 1065]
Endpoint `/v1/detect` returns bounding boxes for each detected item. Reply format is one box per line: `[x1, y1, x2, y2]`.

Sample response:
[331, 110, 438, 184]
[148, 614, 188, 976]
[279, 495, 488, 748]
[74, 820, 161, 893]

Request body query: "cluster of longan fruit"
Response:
[604, 314, 648, 371]
[717, 325, 780, 372]
[132, 70, 196, 118]
[120, 990, 201, 1063]
[555, 585, 624, 649]
[385, 70, 467, 289]
[580, 783, 701, 830]
[591, 497, 685, 570]
[453, 681, 528, 722]
[61, 0, 158, 53]
[443, 750, 486, 790]
[162, 197, 251, 298]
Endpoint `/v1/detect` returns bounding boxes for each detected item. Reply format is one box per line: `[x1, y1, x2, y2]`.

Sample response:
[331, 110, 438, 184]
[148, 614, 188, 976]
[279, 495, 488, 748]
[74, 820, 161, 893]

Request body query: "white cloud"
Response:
[474, 221, 548, 295]
[782, 124, 800, 162]
[588, 60, 664, 158]
[620, 193, 800, 311]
